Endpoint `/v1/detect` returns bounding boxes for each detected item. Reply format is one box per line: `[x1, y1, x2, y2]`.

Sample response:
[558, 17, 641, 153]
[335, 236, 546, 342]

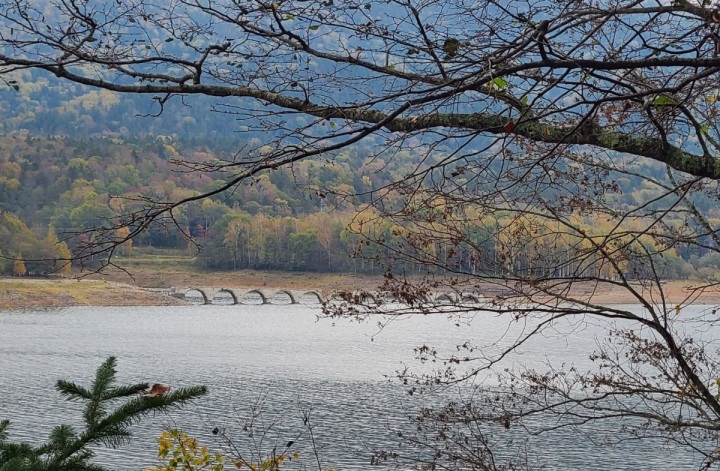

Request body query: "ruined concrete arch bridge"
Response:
[171, 287, 326, 305]
[171, 287, 486, 306]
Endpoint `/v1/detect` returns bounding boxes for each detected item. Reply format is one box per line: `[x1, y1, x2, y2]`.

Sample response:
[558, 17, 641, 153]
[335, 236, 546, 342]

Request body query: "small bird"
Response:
[143, 383, 171, 397]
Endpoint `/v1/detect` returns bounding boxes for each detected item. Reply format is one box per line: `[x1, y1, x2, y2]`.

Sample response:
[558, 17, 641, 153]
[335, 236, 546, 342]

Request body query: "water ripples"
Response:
[0, 305, 711, 470]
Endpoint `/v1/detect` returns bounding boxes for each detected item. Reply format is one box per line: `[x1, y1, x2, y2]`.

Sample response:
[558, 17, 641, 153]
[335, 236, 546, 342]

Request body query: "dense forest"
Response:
[0, 131, 717, 279]
[0, 133, 395, 274]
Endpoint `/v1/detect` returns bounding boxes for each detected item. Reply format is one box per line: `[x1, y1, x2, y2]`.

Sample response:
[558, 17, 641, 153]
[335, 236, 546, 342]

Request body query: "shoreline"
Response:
[0, 278, 184, 309]
[1, 273, 720, 309]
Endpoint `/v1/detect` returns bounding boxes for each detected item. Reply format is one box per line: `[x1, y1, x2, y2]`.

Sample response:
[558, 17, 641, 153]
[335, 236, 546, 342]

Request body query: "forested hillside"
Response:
[0, 72, 717, 278]
[0, 131, 718, 279]
[0, 133, 392, 274]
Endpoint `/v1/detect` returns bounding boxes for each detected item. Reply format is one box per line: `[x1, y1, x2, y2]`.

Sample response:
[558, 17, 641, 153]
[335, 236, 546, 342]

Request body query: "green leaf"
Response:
[653, 94, 677, 106]
[364, 3, 371, 8]
[309, 25, 319, 31]
[86, 36, 97, 42]
[164, 37, 174, 42]
[489, 77, 507, 91]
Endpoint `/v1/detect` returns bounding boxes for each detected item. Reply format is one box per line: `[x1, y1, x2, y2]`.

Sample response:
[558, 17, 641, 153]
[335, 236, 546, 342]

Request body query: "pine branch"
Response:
[92, 427, 132, 449]
[102, 383, 149, 400]
[46, 425, 76, 454]
[99, 386, 208, 430]
[0, 420, 9, 442]
[90, 357, 118, 399]
[0, 442, 41, 471]
[60, 453, 106, 471]
[2, 358, 207, 471]
[83, 400, 106, 429]
[83, 357, 119, 426]
[55, 381, 92, 400]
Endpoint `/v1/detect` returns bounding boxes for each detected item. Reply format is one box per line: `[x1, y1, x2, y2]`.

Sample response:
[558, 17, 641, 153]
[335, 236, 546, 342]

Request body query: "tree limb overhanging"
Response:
[6, 0, 720, 469]
[3, 0, 720, 181]
[6, 59, 720, 179]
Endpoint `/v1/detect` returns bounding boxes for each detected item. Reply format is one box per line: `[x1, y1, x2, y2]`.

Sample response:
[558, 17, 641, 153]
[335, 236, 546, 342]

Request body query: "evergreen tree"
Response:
[0, 357, 207, 471]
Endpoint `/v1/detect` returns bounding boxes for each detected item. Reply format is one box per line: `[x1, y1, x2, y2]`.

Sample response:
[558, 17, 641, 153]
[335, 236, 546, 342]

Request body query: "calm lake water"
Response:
[0, 304, 712, 470]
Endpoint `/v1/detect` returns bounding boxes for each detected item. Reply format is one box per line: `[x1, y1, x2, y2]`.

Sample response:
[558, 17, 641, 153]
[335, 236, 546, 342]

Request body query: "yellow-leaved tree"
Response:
[115, 226, 133, 256]
[12, 255, 26, 277]
[46, 226, 73, 276]
[145, 429, 315, 471]
[146, 429, 224, 471]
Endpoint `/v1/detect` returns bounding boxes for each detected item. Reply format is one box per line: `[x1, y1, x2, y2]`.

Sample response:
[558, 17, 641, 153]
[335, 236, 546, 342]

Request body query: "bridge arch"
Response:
[184, 289, 209, 304]
[241, 290, 267, 304]
[270, 289, 296, 304]
[434, 292, 457, 305]
[380, 293, 401, 303]
[212, 289, 238, 305]
[300, 291, 323, 304]
[327, 292, 346, 303]
[460, 293, 482, 304]
[359, 292, 377, 305]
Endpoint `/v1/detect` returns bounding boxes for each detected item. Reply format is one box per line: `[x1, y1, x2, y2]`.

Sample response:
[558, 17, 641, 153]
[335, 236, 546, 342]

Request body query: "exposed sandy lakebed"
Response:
[0, 278, 184, 309]
[1, 272, 720, 310]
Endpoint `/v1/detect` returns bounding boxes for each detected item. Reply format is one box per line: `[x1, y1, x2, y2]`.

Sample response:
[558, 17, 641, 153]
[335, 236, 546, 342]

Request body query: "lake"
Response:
[0, 304, 711, 470]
